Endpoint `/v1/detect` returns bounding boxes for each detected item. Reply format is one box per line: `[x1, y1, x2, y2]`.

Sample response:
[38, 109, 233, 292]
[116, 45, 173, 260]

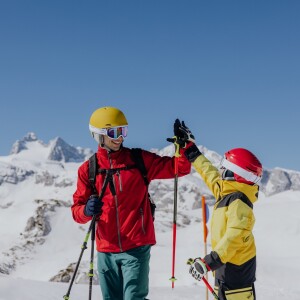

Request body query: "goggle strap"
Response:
[89, 125, 107, 135]
[221, 158, 261, 184]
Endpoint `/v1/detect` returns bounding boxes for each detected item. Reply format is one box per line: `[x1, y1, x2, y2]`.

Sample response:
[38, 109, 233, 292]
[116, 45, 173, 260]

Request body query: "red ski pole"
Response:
[169, 141, 180, 288]
[202, 195, 209, 300]
[187, 258, 220, 300]
[202, 277, 220, 300]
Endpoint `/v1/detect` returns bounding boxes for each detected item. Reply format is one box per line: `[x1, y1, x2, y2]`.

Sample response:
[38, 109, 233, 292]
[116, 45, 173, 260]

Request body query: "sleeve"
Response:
[141, 148, 191, 181]
[71, 162, 93, 224]
[192, 154, 223, 200]
[204, 251, 224, 271]
[213, 199, 255, 264]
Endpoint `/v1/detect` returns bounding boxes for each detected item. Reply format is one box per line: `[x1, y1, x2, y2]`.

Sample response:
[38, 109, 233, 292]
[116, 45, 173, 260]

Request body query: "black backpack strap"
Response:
[88, 149, 156, 219]
[89, 149, 148, 190]
[130, 148, 149, 186]
[130, 148, 156, 219]
[98, 165, 136, 175]
[88, 153, 136, 192]
[88, 153, 98, 194]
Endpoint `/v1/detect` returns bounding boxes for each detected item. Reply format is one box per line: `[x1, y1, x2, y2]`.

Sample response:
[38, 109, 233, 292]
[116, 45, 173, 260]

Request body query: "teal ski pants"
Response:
[97, 245, 151, 300]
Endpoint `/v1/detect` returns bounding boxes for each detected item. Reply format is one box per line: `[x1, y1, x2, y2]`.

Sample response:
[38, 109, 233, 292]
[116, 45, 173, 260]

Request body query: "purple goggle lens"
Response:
[106, 126, 128, 139]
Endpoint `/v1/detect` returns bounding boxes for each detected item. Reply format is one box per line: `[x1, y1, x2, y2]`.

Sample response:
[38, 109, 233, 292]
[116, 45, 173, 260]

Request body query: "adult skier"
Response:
[173, 119, 262, 300]
[71, 107, 191, 300]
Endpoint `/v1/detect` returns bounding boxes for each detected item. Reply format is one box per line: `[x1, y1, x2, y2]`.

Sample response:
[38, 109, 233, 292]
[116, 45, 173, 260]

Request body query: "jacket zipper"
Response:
[108, 153, 123, 252]
[140, 208, 146, 234]
[116, 170, 123, 192]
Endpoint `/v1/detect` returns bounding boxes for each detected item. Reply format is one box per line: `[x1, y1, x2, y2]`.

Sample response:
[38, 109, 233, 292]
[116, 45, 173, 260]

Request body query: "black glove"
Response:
[167, 119, 196, 148]
[175, 119, 195, 143]
[174, 118, 185, 140]
[84, 195, 103, 216]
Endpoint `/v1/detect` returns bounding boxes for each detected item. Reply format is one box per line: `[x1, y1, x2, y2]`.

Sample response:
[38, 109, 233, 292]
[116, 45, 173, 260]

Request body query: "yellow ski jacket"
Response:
[192, 154, 259, 287]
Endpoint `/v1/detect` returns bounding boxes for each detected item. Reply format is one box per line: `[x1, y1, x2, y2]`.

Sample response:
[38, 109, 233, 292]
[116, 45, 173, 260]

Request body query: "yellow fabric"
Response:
[89, 107, 128, 129]
[192, 155, 259, 265]
[214, 286, 255, 300]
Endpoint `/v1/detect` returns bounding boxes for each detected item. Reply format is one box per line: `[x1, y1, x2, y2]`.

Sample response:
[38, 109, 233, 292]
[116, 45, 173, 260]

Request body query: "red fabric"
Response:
[72, 146, 191, 253]
[184, 141, 195, 150]
[202, 258, 211, 271]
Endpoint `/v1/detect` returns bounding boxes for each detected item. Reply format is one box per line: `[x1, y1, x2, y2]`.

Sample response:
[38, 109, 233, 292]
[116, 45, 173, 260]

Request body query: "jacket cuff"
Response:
[204, 251, 224, 271]
[184, 143, 202, 162]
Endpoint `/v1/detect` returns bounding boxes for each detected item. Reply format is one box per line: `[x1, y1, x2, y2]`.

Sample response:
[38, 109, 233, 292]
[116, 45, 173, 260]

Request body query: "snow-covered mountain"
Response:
[1, 133, 300, 299]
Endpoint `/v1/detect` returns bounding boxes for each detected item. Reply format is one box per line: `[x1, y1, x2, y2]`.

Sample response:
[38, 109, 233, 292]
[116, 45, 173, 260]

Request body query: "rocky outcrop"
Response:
[0, 162, 34, 185]
[0, 199, 70, 275]
[50, 262, 99, 285]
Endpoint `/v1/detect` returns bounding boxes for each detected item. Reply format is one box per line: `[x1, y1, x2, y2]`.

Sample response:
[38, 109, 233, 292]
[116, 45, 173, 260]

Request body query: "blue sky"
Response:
[1, 0, 300, 171]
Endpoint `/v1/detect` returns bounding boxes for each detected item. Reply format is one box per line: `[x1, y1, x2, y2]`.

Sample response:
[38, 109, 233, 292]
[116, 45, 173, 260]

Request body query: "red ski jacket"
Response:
[72, 146, 191, 253]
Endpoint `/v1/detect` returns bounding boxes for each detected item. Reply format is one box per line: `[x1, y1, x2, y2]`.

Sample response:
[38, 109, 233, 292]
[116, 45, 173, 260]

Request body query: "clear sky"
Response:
[1, 0, 300, 171]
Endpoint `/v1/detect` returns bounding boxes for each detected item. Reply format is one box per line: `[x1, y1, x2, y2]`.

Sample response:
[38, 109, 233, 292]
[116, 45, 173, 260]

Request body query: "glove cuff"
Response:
[204, 251, 223, 271]
[184, 143, 202, 162]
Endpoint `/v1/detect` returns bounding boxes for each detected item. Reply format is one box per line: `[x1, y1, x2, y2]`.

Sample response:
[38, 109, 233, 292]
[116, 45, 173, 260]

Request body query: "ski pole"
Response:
[63, 215, 97, 300]
[202, 277, 220, 300]
[187, 258, 220, 300]
[88, 220, 96, 300]
[63, 173, 110, 300]
[201, 195, 209, 300]
[169, 139, 180, 288]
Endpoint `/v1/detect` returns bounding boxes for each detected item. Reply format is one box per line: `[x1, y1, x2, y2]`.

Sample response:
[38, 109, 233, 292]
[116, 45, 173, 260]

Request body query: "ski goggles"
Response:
[89, 125, 128, 139]
[220, 157, 261, 184]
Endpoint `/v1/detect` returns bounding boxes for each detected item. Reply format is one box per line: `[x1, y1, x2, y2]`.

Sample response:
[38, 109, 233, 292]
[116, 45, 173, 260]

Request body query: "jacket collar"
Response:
[97, 144, 125, 164]
[220, 180, 259, 203]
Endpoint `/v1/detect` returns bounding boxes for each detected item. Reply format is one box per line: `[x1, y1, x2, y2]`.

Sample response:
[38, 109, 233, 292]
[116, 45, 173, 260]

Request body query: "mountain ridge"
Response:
[1, 132, 300, 280]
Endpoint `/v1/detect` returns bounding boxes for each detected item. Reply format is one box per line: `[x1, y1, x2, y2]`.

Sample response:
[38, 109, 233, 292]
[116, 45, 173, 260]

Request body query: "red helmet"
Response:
[221, 148, 263, 184]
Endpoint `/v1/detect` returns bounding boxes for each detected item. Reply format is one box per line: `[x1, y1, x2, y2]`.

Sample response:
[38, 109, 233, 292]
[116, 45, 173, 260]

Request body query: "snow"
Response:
[1, 135, 300, 299]
[1, 190, 300, 299]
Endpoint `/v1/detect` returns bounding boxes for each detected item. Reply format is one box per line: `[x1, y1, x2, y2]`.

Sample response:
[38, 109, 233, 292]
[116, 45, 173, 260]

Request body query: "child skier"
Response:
[173, 119, 262, 300]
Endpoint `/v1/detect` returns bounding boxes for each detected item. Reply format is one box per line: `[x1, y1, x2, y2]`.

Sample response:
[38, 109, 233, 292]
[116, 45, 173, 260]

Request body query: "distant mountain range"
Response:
[2, 132, 300, 196]
[1, 133, 300, 281]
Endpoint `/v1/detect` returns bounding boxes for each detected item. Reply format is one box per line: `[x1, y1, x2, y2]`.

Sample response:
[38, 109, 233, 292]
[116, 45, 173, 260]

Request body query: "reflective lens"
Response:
[106, 126, 128, 139]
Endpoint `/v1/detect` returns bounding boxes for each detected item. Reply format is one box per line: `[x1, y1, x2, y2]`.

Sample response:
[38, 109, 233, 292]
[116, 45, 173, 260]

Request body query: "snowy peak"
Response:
[4, 132, 300, 196]
[22, 132, 38, 142]
[10, 132, 41, 154]
[261, 167, 300, 196]
[9, 133, 93, 163]
[48, 137, 90, 163]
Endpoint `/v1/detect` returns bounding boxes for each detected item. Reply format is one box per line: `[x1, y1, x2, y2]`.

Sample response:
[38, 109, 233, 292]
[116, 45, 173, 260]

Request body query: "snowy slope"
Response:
[1, 190, 300, 299]
[1, 133, 300, 299]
